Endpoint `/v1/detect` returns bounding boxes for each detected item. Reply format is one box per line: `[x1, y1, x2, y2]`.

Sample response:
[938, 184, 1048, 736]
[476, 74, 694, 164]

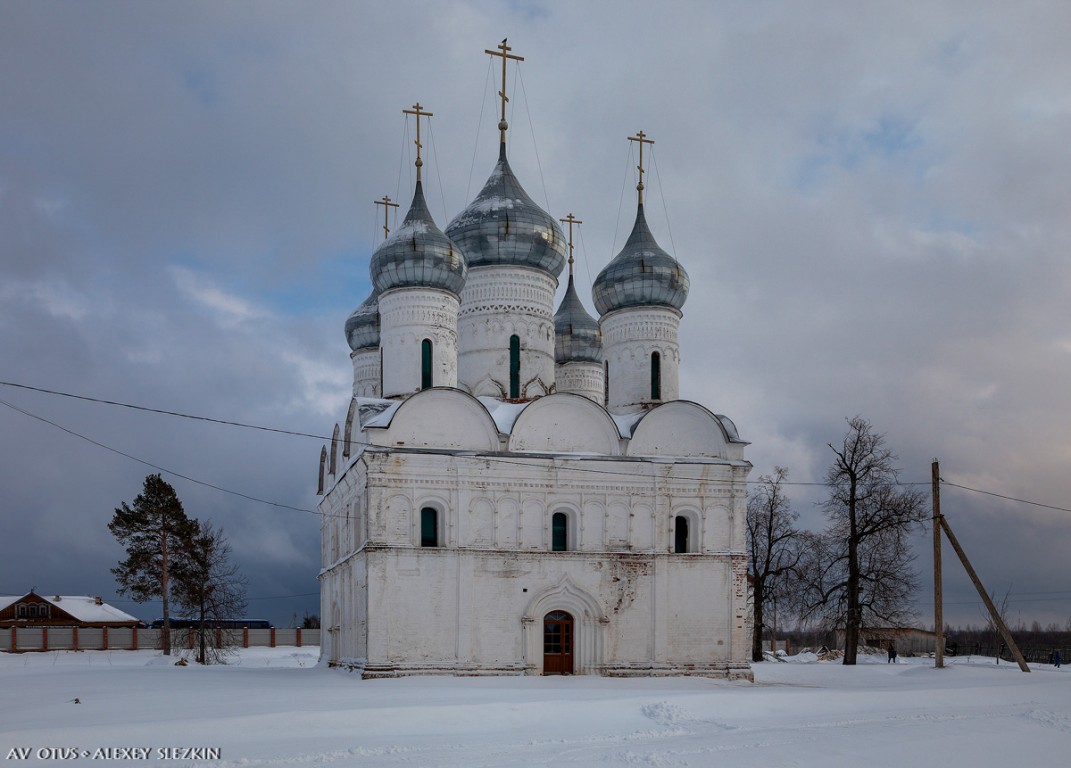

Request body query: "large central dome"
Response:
[445, 146, 567, 277]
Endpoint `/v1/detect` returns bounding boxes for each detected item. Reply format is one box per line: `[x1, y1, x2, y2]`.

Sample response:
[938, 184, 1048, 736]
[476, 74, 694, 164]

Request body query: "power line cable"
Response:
[0, 396, 318, 516]
[0, 380, 329, 441]
[941, 480, 1071, 515]
[1, 380, 936, 492]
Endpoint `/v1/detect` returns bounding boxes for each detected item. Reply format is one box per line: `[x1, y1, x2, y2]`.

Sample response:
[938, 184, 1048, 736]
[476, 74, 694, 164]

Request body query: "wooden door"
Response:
[543, 610, 574, 675]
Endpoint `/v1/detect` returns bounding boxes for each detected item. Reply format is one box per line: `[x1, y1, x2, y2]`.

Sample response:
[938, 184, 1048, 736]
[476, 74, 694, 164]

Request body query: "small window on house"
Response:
[551, 512, 568, 552]
[674, 515, 690, 553]
[651, 352, 662, 401]
[509, 335, 520, 399]
[420, 507, 438, 547]
[28, 604, 38, 618]
[17, 604, 27, 618]
[421, 339, 433, 390]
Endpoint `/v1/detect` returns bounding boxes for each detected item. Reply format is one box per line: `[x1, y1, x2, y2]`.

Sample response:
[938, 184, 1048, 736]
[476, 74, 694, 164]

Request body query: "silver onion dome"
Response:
[592, 204, 689, 316]
[370, 181, 467, 297]
[445, 145, 567, 276]
[554, 275, 602, 364]
[344, 287, 380, 352]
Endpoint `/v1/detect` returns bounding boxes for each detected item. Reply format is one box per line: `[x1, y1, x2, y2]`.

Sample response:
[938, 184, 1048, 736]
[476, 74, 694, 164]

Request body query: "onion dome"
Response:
[592, 204, 689, 315]
[554, 275, 602, 364]
[370, 181, 467, 297]
[344, 287, 380, 352]
[445, 145, 567, 277]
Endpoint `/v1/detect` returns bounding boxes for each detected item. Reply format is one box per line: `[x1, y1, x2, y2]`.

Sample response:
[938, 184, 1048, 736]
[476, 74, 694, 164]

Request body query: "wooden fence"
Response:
[1, 626, 320, 652]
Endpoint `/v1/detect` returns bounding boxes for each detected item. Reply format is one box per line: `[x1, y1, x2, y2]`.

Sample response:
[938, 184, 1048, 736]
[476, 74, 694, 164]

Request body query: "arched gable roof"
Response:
[627, 400, 741, 458]
[364, 388, 499, 451]
[508, 393, 622, 455]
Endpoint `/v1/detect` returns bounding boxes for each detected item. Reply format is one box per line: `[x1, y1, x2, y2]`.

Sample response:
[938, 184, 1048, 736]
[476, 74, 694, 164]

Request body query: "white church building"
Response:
[317, 44, 753, 679]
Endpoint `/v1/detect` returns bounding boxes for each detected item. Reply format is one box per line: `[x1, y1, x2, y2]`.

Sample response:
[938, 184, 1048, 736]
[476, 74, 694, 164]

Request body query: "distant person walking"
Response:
[888, 642, 897, 663]
[1054, 649, 1062, 668]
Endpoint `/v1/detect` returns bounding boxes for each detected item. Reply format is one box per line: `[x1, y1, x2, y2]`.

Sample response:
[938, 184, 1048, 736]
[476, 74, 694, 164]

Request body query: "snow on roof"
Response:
[357, 398, 401, 429]
[476, 397, 527, 433]
[45, 595, 139, 624]
[609, 412, 644, 439]
[2, 593, 139, 624]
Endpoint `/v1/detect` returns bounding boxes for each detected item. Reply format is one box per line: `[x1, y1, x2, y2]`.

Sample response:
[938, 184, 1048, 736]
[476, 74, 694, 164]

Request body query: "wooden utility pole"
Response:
[933, 460, 944, 669]
[939, 512, 1031, 672]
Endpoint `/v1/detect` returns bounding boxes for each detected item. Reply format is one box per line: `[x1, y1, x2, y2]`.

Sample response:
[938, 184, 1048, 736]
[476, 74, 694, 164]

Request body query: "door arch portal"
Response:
[543, 610, 574, 674]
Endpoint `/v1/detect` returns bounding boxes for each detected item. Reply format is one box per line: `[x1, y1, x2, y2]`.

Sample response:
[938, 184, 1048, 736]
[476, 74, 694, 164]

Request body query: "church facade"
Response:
[317, 45, 752, 679]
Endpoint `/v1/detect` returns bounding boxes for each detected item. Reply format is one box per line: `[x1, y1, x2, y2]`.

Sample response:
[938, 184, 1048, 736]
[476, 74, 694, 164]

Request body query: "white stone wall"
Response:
[378, 288, 460, 398]
[600, 307, 681, 412]
[319, 445, 752, 678]
[554, 361, 604, 404]
[457, 267, 558, 398]
[350, 348, 381, 398]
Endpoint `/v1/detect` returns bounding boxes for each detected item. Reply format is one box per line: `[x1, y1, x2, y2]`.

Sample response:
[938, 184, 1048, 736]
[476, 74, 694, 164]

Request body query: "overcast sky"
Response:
[2, 1, 1069, 631]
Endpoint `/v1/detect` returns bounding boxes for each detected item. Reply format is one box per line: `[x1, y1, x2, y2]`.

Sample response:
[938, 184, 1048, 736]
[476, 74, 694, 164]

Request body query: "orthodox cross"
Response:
[374, 195, 399, 239]
[485, 38, 524, 145]
[559, 213, 582, 276]
[628, 130, 655, 205]
[402, 102, 433, 182]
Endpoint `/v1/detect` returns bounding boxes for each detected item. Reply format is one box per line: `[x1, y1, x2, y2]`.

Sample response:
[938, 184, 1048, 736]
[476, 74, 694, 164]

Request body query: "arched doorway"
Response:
[543, 610, 574, 675]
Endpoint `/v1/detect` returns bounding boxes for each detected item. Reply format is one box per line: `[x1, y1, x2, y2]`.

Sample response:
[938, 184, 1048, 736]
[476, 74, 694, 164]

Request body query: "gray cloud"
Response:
[2, 1, 1070, 628]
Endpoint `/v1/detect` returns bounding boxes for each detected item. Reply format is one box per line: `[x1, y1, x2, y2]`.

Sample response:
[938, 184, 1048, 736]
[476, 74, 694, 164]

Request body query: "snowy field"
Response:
[1, 647, 1069, 767]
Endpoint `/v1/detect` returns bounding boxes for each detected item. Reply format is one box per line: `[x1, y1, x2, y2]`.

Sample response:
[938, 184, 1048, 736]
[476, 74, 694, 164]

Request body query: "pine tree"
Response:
[109, 474, 196, 655]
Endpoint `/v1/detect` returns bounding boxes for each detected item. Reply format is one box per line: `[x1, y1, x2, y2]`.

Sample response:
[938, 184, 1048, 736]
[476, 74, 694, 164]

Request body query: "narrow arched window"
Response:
[420, 507, 438, 547]
[651, 352, 662, 401]
[509, 335, 520, 399]
[551, 512, 568, 552]
[674, 515, 689, 553]
[604, 360, 609, 406]
[421, 339, 433, 390]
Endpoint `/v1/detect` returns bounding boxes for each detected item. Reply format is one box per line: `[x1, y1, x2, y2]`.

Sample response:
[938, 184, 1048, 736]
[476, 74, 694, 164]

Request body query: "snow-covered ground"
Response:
[2, 647, 1068, 767]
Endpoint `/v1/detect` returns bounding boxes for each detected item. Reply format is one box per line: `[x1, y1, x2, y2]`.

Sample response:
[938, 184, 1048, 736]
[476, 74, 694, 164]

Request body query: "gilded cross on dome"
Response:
[628, 130, 655, 205]
[374, 195, 399, 239]
[559, 213, 583, 277]
[402, 103, 433, 182]
[485, 38, 524, 146]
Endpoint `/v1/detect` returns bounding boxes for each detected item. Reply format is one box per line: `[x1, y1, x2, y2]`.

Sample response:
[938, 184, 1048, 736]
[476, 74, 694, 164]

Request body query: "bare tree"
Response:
[171, 520, 247, 664]
[800, 417, 927, 664]
[109, 474, 197, 656]
[746, 467, 802, 662]
[982, 586, 1013, 661]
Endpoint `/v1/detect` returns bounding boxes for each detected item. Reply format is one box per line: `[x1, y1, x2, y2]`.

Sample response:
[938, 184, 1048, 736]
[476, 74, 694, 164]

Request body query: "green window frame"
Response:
[674, 515, 689, 553]
[420, 507, 438, 547]
[651, 351, 661, 400]
[421, 339, 433, 390]
[551, 512, 568, 552]
[509, 335, 520, 399]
